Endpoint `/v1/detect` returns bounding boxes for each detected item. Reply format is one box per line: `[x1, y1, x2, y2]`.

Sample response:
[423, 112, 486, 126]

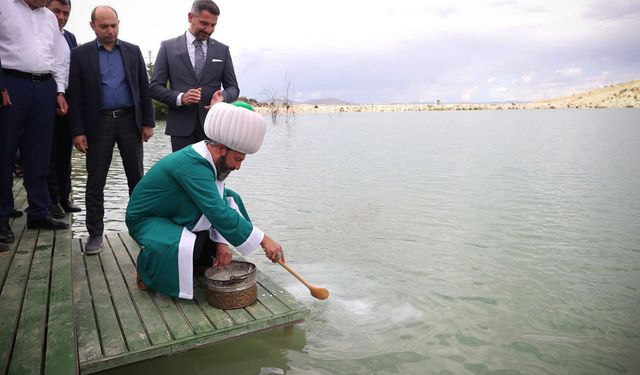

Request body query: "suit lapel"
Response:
[177, 33, 198, 81]
[89, 41, 101, 92]
[63, 30, 77, 49]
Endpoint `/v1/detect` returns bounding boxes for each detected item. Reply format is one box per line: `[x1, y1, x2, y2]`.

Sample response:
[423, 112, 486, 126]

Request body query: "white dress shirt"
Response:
[185, 31, 208, 68]
[176, 31, 210, 106]
[0, 0, 69, 92]
[58, 30, 71, 90]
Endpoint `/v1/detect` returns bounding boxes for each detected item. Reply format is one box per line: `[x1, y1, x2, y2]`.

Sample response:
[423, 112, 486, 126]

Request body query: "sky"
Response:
[65, 0, 640, 104]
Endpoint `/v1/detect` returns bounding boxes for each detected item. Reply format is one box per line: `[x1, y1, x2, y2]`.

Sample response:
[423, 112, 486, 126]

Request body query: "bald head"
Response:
[90, 6, 119, 49]
[91, 5, 117, 22]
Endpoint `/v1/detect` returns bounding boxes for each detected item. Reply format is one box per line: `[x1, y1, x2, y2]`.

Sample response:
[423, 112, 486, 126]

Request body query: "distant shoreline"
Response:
[254, 101, 638, 115]
[253, 80, 640, 114]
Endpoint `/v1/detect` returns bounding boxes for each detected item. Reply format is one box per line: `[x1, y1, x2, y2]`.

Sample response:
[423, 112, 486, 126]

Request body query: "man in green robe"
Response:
[126, 102, 283, 299]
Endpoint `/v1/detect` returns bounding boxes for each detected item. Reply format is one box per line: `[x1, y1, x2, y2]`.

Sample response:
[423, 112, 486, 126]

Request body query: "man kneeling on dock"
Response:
[126, 102, 284, 299]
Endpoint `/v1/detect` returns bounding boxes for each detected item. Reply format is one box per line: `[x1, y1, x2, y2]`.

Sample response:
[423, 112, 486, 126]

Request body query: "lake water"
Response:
[70, 109, 640, 375]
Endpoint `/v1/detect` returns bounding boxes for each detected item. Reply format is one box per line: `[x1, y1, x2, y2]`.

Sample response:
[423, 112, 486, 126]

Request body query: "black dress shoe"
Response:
[0, 220, 14, 243]
[27, 215, 69, 230]
[10, 208, 23, 218]
[61, 201, 82, 213]
[0, 241, 9, 253]
[49, 203, 66, 219]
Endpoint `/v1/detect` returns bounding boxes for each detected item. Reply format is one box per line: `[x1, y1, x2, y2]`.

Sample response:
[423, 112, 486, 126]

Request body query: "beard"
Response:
[214, 156, 232, 181]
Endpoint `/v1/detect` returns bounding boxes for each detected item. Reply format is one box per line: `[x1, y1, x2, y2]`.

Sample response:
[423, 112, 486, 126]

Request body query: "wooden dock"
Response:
[1, 179, 309, 374]
[0, 178, 77, 374]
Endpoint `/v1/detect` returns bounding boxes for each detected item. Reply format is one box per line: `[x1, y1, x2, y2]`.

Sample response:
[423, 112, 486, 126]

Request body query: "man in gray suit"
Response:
[150, 0, 239, 152]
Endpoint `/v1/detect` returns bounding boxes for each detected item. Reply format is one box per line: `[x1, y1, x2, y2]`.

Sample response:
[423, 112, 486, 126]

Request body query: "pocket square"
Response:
[211, 58, 223, 63]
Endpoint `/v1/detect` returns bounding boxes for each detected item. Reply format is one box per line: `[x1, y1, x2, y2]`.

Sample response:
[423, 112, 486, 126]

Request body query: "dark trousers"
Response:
[170, 117, 207, 152]
[194, 230, 216, 267]
[85, 111, 143, 236]
[0, 74, 56, 221]
[48, 113, 73, 205]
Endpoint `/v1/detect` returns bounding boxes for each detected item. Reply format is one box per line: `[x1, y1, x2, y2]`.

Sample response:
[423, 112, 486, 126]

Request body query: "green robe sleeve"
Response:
[172, 160, 254, 247]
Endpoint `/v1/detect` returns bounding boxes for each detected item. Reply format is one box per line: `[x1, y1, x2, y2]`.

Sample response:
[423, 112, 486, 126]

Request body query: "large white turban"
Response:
[203, 102, 267, 154]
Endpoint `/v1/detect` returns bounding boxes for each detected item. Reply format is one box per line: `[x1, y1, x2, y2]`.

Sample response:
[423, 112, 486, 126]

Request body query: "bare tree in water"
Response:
[262, 74, 296, 124]
[282, 73, 295, 123]
[261, 88, 281, 123]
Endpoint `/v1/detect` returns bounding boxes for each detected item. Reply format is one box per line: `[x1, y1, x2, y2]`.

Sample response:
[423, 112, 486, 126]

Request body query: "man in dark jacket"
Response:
[47, 0, 81, 219]
[68, 5, 155, 254]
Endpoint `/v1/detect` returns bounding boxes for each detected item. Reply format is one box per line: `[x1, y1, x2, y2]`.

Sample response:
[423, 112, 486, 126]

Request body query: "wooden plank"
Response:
[193, 279, 235, 329]
[118, 232, 142, 259]
[148, 293, 194, 340]
[44, 228, 78, 375]
[0, 221, 36, 374]
[71, 240, 102, 363]
[77, 231, 309, 373]
[175, 298, 214, 335]
[109, 233, 172, 346]
[256, 271, 308, 312]
[224, 305, 255, 325]
[0, 214, 27, 285]
[0, 226, 17, 288]
[1, 177, 29, 283]
[7, 230, 53, 375]
[118, 232, 195, 340]
[253, 284, 290, 316]
[1, 180, 28, 289]
[81, 309, 309, 374]
[100, 235, 150, 352]
[83, 246, 127, 357]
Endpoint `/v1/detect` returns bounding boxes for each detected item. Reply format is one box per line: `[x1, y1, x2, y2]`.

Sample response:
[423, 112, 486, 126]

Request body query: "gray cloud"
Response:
[584, 0, 640, 20]
[236, 24, 640, 103]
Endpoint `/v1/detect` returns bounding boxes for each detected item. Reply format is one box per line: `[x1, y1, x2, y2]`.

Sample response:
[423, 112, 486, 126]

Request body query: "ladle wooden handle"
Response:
[278, 259, 329, 300]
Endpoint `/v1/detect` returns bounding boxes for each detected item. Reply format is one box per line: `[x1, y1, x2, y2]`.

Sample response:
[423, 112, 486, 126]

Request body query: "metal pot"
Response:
[204, 261, 257, 309]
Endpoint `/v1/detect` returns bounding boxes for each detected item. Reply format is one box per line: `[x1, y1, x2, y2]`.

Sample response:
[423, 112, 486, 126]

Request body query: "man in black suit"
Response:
[46, 0, 81, 219]
[68, 6, 155, 254]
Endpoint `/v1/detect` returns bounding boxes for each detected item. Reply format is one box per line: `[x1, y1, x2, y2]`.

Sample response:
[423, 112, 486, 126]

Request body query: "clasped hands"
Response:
[181, 88, 224, 109]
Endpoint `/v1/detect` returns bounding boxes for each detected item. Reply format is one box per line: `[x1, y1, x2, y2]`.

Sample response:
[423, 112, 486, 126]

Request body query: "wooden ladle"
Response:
[278, 259, 329, 300]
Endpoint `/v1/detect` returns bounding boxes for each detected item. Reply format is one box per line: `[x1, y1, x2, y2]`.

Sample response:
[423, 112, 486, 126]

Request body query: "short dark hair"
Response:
[47, 0, 71, 5]
[191, 0, 220, 16]
[90, 5, 118, 22]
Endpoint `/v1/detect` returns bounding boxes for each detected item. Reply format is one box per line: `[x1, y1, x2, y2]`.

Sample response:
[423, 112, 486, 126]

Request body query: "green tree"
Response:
[146, 60, 168, 121]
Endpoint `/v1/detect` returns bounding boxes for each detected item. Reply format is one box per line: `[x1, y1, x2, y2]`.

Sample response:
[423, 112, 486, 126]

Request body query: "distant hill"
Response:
[253, 80, 639, 115]
[530, 80, 640, 109]
[300, 97, 353, 105]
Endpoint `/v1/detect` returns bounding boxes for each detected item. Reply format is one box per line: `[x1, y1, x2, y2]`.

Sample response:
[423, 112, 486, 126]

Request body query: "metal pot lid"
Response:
[204, 260, 256, 282]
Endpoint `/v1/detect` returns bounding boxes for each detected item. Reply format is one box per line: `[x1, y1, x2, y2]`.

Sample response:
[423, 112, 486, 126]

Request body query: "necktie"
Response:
[194, 40, 204, 79]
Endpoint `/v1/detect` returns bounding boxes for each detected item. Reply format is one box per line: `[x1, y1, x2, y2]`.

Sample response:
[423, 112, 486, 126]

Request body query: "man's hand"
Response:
[261, 234, 285, 263]
[56, 94, 68, 115]
[141, 126, 154, 142]
[1, 89, 11, 107]
[213, 243, 233, 268]
[181, 88, 202, 105]
[204, 89, 224, 110]
[72, 135, 88, 153]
